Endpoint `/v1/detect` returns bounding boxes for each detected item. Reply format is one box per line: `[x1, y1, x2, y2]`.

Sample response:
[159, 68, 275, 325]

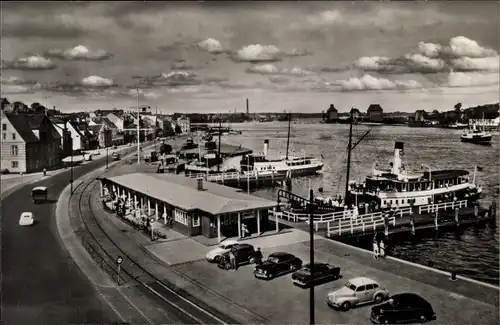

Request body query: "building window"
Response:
[2, 123, 6, 131]
[11, 161, 18, 168]
[192, 214, 200, 227]
[12, 133, 16, 140]
[174, 208, 188, 225]
[11, 145, 18, 156]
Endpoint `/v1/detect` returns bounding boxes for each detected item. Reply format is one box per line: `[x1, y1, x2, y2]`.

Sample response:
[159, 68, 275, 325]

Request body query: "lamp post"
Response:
[106, 147, 109, 169]
[309, 187, 315, 325]
[136, 89, 141, 165]
[70, 137, 74, 194]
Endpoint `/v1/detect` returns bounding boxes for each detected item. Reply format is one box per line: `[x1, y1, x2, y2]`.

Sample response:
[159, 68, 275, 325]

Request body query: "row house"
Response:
[1, 113, 61, 173]
[177, 115, 190, 133]
[158, 116, 177, 136]
[88, 124, 113, 148]
[90, 117, 123, 146]
[50, 117, 87, 153]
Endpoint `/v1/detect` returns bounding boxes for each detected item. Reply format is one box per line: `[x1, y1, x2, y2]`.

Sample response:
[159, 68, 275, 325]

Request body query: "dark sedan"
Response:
[370, 293, 436, 324]
[254, 252, 302, 280]
[291, 262, 342, 288]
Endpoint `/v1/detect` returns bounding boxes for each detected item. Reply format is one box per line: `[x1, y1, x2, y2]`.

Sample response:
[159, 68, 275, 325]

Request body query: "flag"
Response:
[476, 166, 483, 171]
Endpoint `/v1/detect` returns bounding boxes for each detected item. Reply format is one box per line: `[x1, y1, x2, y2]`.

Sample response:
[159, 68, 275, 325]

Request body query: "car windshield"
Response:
[344, 282, 357, 291]
[268, 256, 280, 263]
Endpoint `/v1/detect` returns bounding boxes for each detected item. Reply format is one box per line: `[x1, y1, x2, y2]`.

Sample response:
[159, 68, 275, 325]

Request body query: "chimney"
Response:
[392, 142, 404, 174]
[246, 98, 249, 115]
[197, 177, 204, 191]
[263, 139, 269, 159]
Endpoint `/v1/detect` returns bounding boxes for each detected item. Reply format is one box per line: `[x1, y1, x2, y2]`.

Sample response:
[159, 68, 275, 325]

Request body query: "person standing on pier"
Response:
[373, 234, 380, 259]
[379, 239, 386, 258]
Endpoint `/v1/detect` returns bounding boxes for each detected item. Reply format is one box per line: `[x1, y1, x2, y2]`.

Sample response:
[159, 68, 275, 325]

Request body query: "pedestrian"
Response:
[229, 249, 237, 270]
[254, 247, 263, 265]
[379, 239, 386, 258]
[373, 235, 379, 259]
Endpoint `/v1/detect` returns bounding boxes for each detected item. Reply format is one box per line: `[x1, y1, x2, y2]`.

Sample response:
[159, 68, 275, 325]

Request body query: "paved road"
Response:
[1, 147, 140, 325]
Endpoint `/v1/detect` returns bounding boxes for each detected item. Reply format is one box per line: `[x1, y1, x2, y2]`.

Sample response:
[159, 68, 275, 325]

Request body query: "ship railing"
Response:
[327, 215, 396, 237]
[418, 200, 468, 214]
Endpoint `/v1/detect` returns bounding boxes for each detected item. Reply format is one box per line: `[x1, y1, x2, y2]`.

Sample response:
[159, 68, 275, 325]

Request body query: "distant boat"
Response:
[461, 123, 492, 144]
[448, 122, 468, 129]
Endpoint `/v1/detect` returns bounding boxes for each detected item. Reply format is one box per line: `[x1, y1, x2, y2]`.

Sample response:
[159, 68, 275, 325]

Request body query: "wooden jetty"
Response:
[268, 200, 496, 239]
[185, 170, 287, 190]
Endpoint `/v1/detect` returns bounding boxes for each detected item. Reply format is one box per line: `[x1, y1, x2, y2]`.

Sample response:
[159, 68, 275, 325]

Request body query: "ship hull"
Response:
[460, 135, 492, 143]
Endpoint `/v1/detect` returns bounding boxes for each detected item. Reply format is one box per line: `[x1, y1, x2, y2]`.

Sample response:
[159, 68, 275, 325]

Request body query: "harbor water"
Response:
[226, 121, 499, 285]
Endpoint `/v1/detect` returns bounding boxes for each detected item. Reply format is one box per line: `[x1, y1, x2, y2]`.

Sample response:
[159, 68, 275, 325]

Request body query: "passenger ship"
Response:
[240, 140, 324, 177]
[347, 142, 482, 210]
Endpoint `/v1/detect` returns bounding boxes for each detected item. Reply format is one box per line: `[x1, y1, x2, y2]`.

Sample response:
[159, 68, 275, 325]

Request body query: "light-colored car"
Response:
[326, 277, 390, 311]
[19, 212, 34, 226]
[93, 149, 100, 155]
[205, 239, 240, 263]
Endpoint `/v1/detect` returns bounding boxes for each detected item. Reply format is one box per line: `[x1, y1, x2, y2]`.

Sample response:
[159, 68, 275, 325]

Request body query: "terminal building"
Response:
[98, 172, 278, 242]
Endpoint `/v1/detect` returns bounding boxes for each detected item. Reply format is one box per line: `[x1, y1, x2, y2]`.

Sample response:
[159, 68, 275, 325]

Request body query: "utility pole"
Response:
[136, 89, 140, 165]
[345, 108, 353, 202]
[309, 188, 315, 325]
[106, 147, 109, 169]
[217, 112, 222, 172]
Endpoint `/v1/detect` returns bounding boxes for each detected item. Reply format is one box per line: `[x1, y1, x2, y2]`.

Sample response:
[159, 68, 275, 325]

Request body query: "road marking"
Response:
[117, 286, 154, 325]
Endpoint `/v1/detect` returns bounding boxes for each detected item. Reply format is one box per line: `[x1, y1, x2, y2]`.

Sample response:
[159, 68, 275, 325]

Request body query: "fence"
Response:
[418, 200, 468, 214]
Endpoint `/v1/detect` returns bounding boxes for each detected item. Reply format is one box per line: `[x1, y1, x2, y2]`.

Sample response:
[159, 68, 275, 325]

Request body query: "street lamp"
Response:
[106, 147, 109, 169]
[309, 187, 315, 325]
[70, 137, 74, 194]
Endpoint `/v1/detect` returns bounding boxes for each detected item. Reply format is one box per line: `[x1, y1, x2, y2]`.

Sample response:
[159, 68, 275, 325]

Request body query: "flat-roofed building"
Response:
[99, 172, 278, 243]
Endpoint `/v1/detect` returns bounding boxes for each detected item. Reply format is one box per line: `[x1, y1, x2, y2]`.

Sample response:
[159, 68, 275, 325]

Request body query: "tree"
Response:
[175, 124, 182, 134]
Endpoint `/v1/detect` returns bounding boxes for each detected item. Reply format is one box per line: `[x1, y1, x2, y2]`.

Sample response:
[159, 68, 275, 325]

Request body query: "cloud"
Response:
[337, 74, 423, 91]
[3, 55, 56, 70]
[234, 44, 281, 62]
[0, 77, 42, 94]
[284, 48, 312, 57]
[198, 38, 224, 54]
[131, 71, 202, 88]
[246, 64, 315, 76]
[81, 76, 114, 87]
[170, 61, 199, 70]
[269, 76, 290, 84]
[45, 45, 113, 61]
[1, 76, 39, 86]
[355, 36, 499, 74]
[125, 89, 161, 99]
[447, 72, 499, 87]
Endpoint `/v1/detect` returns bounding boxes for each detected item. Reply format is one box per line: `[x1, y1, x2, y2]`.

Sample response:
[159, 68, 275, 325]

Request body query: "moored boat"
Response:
[460, 124, 492, 144]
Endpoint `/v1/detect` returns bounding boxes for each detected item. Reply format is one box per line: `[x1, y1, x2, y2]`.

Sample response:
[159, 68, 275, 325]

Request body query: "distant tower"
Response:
[246, 98, 249, 115]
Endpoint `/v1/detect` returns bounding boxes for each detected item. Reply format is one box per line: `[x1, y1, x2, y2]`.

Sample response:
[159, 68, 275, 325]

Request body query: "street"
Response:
[1, 148, 139, 325]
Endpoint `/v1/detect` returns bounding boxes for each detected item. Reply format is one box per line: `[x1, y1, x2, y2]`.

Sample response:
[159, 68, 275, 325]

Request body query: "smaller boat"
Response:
[460, 124, 492, 144]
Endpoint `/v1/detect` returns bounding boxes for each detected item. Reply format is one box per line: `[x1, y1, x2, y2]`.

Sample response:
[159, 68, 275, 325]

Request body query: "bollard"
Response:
[434, 209, 439, 230]
[455, 207, 459, 226]
[491, 201, 497, 217]
[473, 204, 478, 217]
[410, 217, 415, 235]
[450, 271, 457, 281]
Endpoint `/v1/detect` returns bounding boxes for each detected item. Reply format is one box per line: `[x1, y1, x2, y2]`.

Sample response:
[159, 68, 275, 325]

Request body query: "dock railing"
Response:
[418, 200, 467, 214]
[326, 213, 396, 237]
[186, 170, 280, 182]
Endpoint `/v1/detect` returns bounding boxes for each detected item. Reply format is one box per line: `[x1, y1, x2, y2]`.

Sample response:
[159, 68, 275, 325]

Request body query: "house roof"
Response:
[101, 117, 118, 129]
[6, 113, 61, 143]
[88, 124, 103, 135]
[368, 104, 383, 112]
[49, 117, 65, 124]
[101, 172, 277, 215]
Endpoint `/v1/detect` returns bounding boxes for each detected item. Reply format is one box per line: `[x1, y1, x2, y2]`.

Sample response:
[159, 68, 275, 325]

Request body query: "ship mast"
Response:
[285, 111, 292, 160]
[345, 108, 354, 201]
[217, 112, 222, 172]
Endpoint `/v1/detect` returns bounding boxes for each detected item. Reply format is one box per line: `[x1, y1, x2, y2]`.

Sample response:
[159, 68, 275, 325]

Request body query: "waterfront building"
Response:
[367, 104, 384, 122]
[177, 115, 191, 133]
[325, 104, 338, 122]
[99, 173, 278, 243]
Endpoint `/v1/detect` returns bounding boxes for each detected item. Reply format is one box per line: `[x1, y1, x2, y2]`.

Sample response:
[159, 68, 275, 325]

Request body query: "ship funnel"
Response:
[263, 139, 269, 159]
[392, 142, 404, 174]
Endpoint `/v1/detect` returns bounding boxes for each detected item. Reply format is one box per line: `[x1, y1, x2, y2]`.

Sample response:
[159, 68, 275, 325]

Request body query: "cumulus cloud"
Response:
[1, 76, 39, 86]
[132, 71, 202, 88]
[337, 74, 423, 91]
[284, 48, 312, 57]
[447, 72, 499, 88]
[3, 55, 56, 70]
[81, 75, 114, 87]
[126, 89, 161, 99]
[246, 64, 315, 76]
[234, 44, 281, 62]
[1, 80, 42, 94]
[45, 45, 113, 61]
[198, 38, 224, 54]
[355, 36, 499, 74]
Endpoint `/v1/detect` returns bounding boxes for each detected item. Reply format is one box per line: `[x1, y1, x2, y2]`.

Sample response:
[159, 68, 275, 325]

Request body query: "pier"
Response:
[185, 170, 287, 190]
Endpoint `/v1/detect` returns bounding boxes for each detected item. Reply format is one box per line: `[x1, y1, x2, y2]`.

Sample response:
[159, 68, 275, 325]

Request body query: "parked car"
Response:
[326, 277, 390, 311]
[112, 152, 121, 161]
[292, 262, 342, 288]
[205, 239, 240, 263]
[217, 243, 256, 270]
[254, 252, 302, 280]
[370, 293, 436, 324]
[19, 212, 34, 226]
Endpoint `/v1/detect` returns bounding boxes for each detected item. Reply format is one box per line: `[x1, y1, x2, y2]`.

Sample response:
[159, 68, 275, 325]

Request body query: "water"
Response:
[225, 122, 499, 285]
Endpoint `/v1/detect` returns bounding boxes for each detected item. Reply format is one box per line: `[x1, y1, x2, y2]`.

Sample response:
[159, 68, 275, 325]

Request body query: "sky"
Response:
[1, 1, 499, 113]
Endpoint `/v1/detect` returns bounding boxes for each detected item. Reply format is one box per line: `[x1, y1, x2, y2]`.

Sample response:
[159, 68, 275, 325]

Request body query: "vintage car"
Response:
[205, 239, 240, 263]
[254, 252, 302, 280]
[326, 277, 390, 311]
[19, 212, 34, 226]
[217, 243, 256, 270]
[370, 293, 436, 324]
[31, 186, 48, 204]
[292, 262, 342, 288]
[112, 152, 121, 161]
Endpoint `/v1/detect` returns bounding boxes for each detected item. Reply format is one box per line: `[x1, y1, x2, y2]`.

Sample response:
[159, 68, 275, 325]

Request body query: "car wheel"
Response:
[213, 256, 220, 263]
[341, 301, 351, 311]
[419, 315, 428, 323]
[374, 294, 383, 304]
[249, 257, 256, 264]
[382, 319, 390, 324]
